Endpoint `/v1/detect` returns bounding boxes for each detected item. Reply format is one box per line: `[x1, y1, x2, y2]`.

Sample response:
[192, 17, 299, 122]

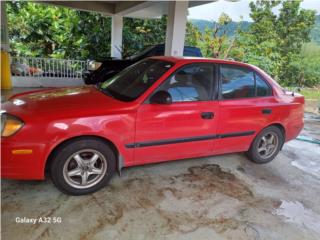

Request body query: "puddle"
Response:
[273, 200, 320, 234]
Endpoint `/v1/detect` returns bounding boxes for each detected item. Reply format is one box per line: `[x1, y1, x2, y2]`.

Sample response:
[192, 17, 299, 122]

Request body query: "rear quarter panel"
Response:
[244, 64, 304, 142]
[276, 93, 304, 141]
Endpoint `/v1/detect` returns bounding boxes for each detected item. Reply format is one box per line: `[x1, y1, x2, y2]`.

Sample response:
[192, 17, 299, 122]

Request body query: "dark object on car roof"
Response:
[83, 44, 202, 85]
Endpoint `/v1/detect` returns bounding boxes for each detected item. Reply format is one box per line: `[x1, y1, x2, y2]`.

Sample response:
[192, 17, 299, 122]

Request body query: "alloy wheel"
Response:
[257, 132, 279, 159]
[62, 149, 107, 189]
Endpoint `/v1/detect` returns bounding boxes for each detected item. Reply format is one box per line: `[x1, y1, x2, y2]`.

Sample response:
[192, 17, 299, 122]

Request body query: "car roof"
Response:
[149, 56, 253, 68]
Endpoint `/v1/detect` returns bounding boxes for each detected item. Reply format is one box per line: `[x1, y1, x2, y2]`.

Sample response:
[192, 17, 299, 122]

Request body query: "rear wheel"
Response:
[50, 138, 116, 195]
[246, 126, 284, 164]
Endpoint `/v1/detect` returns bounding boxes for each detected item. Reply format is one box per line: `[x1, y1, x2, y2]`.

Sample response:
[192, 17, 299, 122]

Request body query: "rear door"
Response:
[215, 64, 275, 155]
[133, 63, 219, 164]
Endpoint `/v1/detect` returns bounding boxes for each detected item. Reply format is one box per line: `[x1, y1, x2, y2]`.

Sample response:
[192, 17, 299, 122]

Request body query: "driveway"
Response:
[1, 89, 320, 240]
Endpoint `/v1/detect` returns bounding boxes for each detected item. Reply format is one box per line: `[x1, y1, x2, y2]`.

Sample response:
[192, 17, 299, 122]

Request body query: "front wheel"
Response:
[246, 126, 284, 164]
[50, 138, 116, 195]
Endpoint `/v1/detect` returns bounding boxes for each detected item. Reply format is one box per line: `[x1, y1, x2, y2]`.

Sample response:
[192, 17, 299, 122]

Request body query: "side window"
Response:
[158, 64, 215, 102]
[221, 66, 255, 99]
[256, 74, 272, 96]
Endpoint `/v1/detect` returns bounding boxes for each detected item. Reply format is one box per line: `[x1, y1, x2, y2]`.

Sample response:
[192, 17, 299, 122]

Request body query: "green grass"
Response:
[288, 87, 320, 100]
[300, 88, 320, 100]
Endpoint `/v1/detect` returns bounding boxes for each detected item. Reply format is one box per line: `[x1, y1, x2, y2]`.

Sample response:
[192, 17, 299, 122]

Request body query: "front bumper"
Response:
[1, 140, 47, 180]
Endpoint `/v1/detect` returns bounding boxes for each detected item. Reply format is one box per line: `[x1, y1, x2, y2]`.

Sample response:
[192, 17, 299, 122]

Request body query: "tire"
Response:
[50, 138, 116, 195]
[246, 126, 284, 164]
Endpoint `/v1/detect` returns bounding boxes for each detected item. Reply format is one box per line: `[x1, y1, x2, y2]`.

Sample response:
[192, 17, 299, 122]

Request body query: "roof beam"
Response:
[42, 1, 115, 15]
[188, 1, 215, 8]
[114, 1, 153, 15]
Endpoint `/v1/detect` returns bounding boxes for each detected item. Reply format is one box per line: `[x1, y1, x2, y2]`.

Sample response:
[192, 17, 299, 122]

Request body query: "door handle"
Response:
[262, 108, 272, 115]
[201, 112, 214, 119]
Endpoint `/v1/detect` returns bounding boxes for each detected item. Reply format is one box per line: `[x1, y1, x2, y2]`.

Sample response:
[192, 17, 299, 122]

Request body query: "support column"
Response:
[111, 15, 123, 59]
[1, 2, 12, 89]
[165, 1, 188, 56]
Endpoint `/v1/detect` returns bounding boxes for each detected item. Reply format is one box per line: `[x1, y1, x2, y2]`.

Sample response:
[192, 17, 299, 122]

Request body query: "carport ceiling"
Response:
[43, 1, 215, 18]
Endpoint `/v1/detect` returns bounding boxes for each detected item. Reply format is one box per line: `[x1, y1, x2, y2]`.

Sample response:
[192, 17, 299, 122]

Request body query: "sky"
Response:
[188, 0, 320, 22]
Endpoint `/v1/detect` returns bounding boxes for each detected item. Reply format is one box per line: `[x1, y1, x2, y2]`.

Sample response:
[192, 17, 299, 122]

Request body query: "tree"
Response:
[122, 16, 167, 57]
[6, 2, 112, 60]
[185, 21, 201, 47]
[196, 13, 241, 59]
[240, 0, 316, 85]
[6, 2, 199, 60]
[310, 15, 320, 44]
[276, 0, 316, 84]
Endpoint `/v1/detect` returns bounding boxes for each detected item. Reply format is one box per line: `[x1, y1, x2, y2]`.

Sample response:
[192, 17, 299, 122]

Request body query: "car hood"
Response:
[2, 86, 129, 121]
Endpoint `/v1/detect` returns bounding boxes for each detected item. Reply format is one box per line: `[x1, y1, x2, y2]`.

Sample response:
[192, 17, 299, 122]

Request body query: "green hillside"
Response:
[189, 19, 250, 37]
[190, 15, 320, 43]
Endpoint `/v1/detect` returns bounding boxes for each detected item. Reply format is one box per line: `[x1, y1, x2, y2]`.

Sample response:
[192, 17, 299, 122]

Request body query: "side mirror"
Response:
[150, 90, 172, 104]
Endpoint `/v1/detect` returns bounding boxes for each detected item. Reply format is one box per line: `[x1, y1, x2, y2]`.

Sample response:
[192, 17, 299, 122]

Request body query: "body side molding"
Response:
[125, 131, 255, 148]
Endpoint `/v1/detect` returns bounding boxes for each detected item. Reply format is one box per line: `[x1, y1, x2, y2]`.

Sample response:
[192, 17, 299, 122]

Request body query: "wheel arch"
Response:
[44, 135, 123, 177]
[265, 122, 286, 140]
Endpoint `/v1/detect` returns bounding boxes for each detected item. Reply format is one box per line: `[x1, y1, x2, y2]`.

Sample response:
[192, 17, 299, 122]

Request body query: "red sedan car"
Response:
[1, 57, 304, 195]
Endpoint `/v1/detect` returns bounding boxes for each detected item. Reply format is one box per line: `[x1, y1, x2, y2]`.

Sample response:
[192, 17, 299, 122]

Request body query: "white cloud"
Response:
[188, 0, 320, 22]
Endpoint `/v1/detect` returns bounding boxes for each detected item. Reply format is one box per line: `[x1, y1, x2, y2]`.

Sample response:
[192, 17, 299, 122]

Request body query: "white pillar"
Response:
[165, 1, 188, 56]
[111, 15, 123, 59]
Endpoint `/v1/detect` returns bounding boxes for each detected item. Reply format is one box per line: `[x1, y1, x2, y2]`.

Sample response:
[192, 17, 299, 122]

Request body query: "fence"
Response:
[10, 57, 89, 87]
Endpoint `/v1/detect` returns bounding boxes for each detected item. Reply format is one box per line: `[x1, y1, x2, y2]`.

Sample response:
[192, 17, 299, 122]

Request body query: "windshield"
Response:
[99, 59, 173, 101]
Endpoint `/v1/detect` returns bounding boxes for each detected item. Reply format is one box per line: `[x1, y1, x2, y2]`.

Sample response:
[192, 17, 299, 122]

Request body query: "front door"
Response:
[133, 63, 219, 164]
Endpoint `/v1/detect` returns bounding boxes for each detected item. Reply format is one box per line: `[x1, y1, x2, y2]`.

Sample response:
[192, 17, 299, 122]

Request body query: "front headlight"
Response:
[1, 114, 24, 137]
[88, 60, 102, 71]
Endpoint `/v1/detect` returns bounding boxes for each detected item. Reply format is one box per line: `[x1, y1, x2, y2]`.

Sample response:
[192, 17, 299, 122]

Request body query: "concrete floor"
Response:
[1, 88, 320, 240]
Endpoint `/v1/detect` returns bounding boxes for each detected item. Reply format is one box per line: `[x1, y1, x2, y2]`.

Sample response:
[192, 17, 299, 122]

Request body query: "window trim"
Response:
[254, 72, 273, 97]
[218, 64, 273, 101]
[145, 62, 218, 104]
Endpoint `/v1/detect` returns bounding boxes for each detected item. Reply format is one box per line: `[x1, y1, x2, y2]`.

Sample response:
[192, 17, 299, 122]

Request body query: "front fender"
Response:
[38, 114, 135, 178]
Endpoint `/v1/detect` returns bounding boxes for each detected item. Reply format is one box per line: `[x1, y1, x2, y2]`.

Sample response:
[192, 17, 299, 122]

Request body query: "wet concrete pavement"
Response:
[1, 88, 320, 240]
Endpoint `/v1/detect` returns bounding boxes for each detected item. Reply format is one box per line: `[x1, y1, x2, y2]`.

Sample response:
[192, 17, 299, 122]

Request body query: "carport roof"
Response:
[43, 1, 215, 18]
